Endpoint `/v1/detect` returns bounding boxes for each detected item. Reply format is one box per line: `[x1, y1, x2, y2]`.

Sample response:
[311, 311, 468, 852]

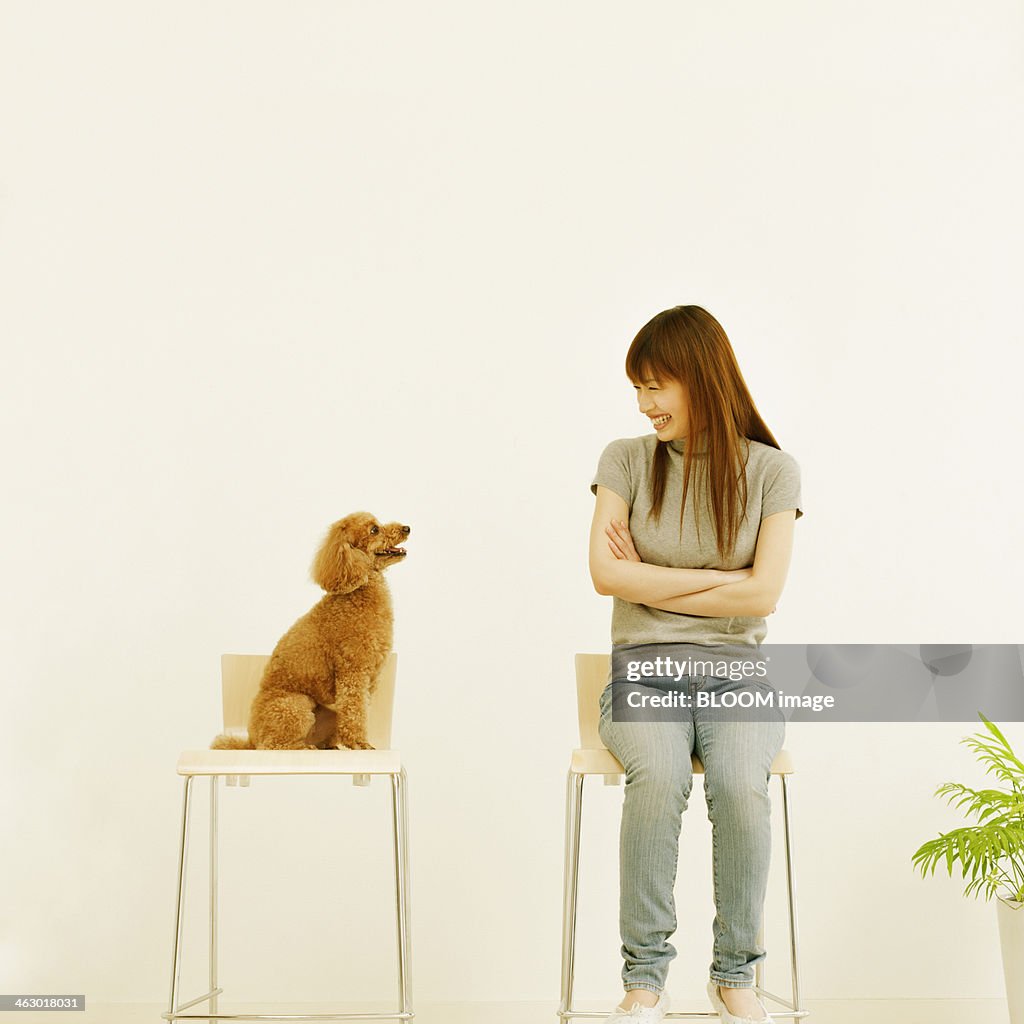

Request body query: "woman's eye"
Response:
[370, 526, 379, 535]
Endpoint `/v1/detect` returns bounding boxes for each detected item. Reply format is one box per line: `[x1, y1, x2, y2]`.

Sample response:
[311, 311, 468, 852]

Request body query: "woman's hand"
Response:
[605, 519, 642, 562]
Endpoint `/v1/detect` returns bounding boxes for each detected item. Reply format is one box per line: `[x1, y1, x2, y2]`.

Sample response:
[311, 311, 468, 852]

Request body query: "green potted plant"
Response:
[912, 712, 1024, 1023]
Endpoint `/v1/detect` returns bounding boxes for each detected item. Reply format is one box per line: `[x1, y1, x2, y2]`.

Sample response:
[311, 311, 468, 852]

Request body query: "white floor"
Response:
[15, 999, 1012, 1024]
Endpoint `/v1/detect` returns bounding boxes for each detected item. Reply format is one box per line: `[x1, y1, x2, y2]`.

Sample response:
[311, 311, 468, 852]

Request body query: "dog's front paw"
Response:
[335, 740, 376, 750]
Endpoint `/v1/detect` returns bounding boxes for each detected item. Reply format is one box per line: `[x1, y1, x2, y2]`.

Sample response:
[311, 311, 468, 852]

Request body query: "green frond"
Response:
[916, 715, 1024, 902]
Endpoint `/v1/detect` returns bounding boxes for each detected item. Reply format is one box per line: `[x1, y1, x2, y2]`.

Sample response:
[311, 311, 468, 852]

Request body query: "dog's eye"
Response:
[370, 525, 379, 535]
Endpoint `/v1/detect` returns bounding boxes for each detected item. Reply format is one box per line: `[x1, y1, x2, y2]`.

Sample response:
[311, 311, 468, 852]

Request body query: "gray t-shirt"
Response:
[591, 433, 803, 649]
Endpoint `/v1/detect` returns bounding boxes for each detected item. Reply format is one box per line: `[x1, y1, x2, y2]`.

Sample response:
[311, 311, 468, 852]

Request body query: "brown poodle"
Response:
[211, 512, 410, 751]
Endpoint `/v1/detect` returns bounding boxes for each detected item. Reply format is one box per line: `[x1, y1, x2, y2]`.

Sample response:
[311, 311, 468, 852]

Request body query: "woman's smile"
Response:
[634, 377, 690, 439]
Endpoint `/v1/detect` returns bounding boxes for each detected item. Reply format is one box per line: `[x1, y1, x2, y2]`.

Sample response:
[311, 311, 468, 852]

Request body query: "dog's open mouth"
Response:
[377, 547, 407, 557]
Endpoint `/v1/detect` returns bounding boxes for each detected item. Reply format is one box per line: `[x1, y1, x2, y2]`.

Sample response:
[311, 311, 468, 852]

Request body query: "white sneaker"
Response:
[606, 990, 670, 1022]
[707, 980, 771, 1024]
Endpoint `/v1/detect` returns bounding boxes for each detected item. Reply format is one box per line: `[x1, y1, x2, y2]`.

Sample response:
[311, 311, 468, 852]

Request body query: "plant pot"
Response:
[997, 896, 1024, 1024]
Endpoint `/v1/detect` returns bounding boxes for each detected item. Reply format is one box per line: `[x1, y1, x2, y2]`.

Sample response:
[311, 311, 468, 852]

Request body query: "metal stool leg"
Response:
[780, 774, 802, 1017]
[391, 768, 414, 1019]
[558, 770, 585, 1021]
[168, 775, 195, 1021]
[210, 776, 220, 1020]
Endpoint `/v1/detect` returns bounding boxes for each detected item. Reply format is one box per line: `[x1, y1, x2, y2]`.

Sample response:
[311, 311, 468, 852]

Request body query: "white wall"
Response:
[1, 0, 1022, 1006]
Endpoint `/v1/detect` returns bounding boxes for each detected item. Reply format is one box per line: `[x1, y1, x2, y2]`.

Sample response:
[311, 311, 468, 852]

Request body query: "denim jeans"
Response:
[597, 672, 785, 995]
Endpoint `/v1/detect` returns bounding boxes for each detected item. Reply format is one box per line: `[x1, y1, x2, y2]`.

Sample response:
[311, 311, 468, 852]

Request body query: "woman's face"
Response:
[632, 374, 690, 441]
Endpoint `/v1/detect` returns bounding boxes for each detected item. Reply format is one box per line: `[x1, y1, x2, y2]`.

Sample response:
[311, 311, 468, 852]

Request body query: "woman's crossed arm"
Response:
[589, 485, 795, 618]
[589, 485, 748, 604]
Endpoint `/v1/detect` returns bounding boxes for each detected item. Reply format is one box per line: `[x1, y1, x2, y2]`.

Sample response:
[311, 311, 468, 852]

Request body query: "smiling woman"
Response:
[589, 306, 802, 647]
[587, 304, 804, 1024]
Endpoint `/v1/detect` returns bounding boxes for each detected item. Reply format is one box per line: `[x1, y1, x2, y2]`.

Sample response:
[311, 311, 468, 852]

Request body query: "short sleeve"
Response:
[590, 438, 632, 506]
[762, 450, 803, 521]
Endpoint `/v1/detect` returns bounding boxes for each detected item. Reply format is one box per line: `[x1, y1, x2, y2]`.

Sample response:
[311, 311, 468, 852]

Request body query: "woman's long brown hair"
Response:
[625, 305, 781, 562]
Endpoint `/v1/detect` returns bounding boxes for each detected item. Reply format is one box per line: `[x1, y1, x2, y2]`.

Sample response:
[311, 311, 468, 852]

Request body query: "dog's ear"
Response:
[311, 524, 373, 594]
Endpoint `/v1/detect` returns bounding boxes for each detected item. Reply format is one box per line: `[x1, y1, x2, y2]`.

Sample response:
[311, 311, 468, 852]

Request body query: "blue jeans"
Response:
[597, 673, 785, 995]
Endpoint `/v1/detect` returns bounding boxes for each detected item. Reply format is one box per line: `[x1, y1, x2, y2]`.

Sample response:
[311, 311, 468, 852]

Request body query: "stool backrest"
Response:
[220, 652, 398, 749]
[575, 653, 611, 749]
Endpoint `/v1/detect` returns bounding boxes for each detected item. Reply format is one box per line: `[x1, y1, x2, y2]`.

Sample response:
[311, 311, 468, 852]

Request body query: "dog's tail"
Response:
[210, 733, 254, 750]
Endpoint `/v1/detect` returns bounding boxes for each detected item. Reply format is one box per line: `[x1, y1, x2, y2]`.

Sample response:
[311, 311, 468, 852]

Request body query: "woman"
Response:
[588, 305, 803, 1024]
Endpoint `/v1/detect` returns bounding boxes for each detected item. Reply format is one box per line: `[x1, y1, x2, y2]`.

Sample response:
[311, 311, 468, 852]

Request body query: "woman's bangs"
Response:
[626, 337, 675, 386]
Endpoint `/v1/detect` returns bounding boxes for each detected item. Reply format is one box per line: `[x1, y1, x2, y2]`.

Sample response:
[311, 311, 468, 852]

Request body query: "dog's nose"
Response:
[401, 525, 410, 535]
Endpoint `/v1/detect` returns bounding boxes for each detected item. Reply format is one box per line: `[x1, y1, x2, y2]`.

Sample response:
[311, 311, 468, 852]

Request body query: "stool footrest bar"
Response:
[757, 988, 796, 1010]
[557, 1013, 810, 1022]
[171, 988, 224, 1013]
[162, 1012, 414, 1022]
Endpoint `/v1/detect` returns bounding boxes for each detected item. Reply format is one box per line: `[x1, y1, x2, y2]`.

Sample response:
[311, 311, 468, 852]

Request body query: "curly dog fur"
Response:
[211, 512, 410, 751]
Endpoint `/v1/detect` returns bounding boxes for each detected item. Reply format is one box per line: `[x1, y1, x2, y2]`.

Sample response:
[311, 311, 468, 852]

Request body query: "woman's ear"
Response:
[311, 524, 373, 593]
